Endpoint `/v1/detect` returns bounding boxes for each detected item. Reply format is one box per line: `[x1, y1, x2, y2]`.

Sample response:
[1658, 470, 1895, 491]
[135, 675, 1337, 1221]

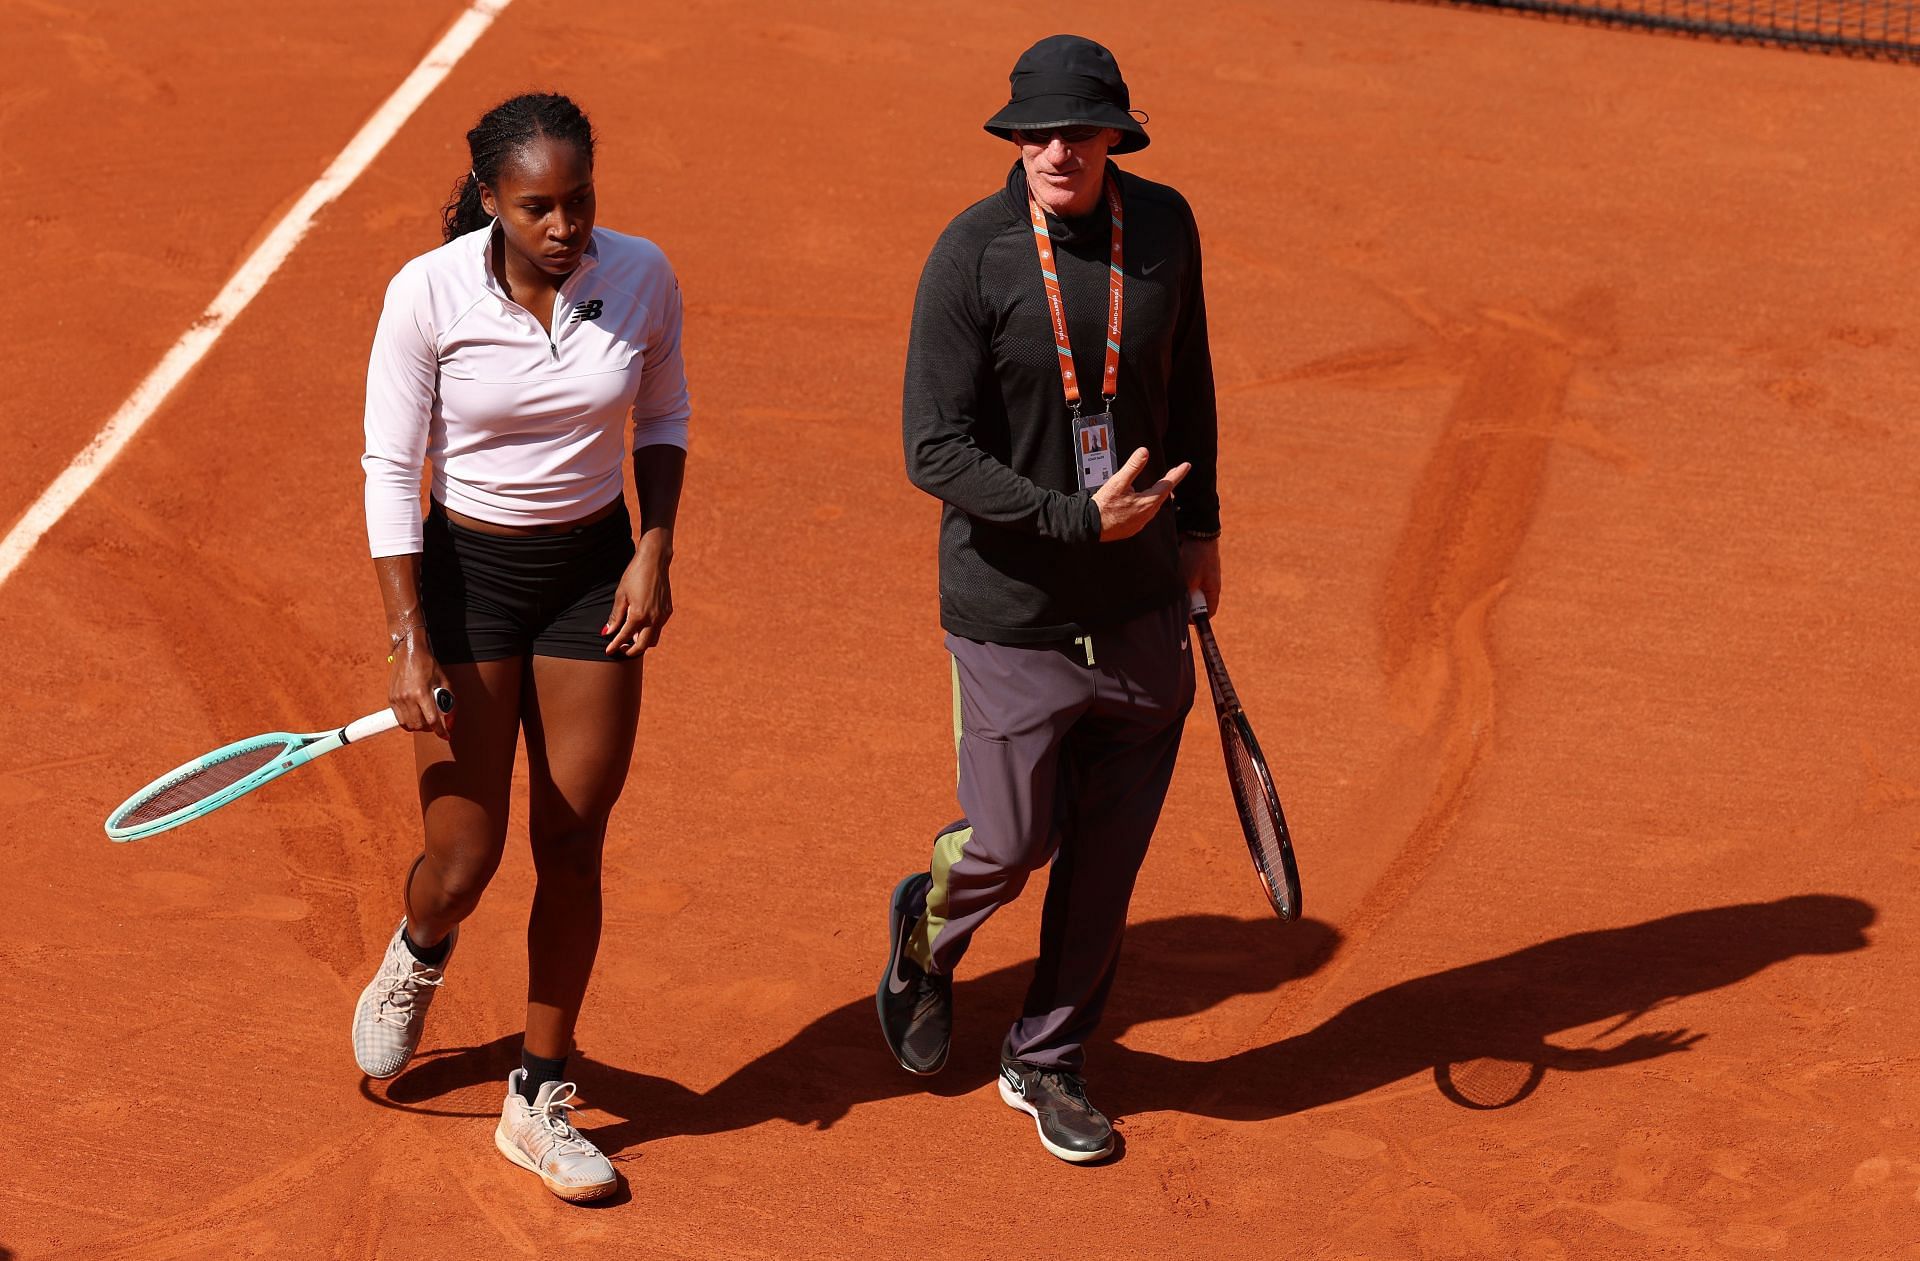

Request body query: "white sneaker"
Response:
[494, 1070, 618, 1202]
[351, 918, 456, 1078]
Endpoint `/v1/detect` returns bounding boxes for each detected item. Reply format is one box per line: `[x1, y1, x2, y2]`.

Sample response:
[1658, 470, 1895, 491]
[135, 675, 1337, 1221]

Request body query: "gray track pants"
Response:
[906, 599, 1194, 1071]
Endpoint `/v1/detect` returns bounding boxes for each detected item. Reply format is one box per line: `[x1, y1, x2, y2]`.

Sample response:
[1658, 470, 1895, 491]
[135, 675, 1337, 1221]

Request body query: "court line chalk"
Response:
[0, 0, 515, 591]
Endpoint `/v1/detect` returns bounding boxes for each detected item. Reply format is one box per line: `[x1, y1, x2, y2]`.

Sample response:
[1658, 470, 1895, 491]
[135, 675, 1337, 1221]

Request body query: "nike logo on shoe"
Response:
[886, 930, 913, 994]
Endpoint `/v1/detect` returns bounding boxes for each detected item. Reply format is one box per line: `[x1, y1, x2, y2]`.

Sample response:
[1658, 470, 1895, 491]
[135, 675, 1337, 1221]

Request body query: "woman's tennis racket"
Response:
[104, 689, 453, 842]
[1189, 592, 1302, 920]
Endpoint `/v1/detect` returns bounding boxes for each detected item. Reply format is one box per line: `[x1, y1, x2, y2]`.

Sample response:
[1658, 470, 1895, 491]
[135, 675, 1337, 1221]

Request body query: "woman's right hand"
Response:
[388, 635, 453, 740]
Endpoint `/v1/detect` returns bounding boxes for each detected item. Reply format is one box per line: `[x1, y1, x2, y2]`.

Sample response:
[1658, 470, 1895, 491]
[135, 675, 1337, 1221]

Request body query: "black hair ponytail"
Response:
[442, 171, 488, 241]
[440, 92, 596, 242]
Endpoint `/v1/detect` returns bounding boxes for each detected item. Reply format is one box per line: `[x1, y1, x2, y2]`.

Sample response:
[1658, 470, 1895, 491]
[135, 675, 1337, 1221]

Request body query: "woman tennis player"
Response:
[352, 92, 689, 1202]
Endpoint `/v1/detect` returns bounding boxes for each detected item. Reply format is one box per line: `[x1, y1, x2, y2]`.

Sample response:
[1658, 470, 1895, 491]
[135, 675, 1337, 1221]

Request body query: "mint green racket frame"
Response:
[104, 689, 452, 842]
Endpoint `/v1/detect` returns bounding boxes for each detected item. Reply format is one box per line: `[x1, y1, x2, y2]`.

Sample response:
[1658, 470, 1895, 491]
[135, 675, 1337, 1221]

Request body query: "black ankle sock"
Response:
[401, 924, 451, 967]
[520, 1050, 568, 1102]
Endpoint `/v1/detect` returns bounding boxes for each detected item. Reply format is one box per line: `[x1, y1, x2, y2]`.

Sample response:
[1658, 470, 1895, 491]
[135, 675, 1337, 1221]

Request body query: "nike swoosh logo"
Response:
[886, 918, 913, 994]
[1001, 1066, 1023, 1093]
[1142, 259, 1165, 276]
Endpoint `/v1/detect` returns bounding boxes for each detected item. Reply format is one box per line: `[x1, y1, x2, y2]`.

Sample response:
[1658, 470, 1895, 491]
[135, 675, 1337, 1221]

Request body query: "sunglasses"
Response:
[1014, 125, 1106, 147]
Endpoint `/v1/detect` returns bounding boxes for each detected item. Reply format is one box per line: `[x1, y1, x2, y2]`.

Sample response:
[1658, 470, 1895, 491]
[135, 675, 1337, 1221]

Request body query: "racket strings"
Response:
[1228, 733, 1285, 865]
[114, 741, 288, 828]
[1192, 613, 1302, 922]
[1223, 723, 1299, 918]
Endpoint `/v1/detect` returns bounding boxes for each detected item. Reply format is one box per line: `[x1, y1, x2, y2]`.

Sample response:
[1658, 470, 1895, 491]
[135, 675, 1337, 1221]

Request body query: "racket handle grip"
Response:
[341, 689, 455, 744]
[344, 709, 400, 743]
[1187, 588, 1210, 620]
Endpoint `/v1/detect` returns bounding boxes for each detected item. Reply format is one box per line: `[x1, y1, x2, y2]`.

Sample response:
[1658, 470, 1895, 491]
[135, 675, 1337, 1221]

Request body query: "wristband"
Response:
[1179, 527, 1222, 541]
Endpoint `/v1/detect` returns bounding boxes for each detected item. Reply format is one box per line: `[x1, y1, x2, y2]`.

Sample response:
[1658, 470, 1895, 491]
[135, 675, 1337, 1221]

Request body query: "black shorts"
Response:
[421, 500, 636, 663]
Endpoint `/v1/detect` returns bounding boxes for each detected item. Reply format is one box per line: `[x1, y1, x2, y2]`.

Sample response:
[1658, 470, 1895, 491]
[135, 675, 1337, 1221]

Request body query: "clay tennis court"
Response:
[3, 1, 1915, 1256]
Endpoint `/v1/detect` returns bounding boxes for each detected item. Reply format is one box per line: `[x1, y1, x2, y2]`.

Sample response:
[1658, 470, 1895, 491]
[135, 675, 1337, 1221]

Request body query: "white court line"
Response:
[0, 0, 514, 590]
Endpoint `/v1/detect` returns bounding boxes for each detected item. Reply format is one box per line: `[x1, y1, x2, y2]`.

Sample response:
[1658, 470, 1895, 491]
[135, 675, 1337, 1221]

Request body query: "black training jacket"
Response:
[902, 160, 1219, 644]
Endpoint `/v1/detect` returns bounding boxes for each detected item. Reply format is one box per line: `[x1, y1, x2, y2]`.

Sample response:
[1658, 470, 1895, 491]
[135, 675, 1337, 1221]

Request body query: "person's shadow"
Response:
[1108, 893, 1875, 1119]
[369, 911, 1341, 1152]
[368, 894, 1873, 1155]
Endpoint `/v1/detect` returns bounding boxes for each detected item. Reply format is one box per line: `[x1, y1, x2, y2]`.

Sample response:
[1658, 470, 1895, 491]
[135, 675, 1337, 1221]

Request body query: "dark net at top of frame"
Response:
[1418, 1, 1920, 60]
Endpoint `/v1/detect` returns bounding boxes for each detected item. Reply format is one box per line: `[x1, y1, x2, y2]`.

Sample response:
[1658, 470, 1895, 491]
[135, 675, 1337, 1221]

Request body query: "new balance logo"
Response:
[570, 299, 604, 323]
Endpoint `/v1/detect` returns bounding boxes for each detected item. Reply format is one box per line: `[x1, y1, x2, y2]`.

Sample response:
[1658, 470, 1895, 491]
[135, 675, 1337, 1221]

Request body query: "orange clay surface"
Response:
[2, 2, 1916, 1258]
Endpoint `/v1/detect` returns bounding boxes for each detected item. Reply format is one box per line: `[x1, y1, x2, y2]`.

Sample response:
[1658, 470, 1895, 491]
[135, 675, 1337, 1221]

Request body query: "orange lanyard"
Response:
[1028, 175, 1124, 417]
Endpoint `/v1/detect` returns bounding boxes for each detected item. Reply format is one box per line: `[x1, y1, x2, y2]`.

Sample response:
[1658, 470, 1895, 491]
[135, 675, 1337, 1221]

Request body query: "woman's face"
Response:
[479, 134, 596, 277]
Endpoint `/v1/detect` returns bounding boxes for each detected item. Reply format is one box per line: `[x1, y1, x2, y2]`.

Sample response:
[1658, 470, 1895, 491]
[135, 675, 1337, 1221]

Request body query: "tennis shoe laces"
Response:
[495, 1070, 618, 1202]
[351, 919, 456, 1079]
[999, 1057, 1115, 1163]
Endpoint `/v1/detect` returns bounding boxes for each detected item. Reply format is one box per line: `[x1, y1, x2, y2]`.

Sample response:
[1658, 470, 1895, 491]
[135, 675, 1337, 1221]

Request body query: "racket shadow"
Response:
[1107, 894, 1875, 1120]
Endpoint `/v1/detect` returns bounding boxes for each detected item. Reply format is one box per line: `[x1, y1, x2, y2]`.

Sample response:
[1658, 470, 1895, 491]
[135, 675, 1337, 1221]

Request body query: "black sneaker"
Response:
[998, 1058, 1114, 1163]
[876, 872, 952, 1075]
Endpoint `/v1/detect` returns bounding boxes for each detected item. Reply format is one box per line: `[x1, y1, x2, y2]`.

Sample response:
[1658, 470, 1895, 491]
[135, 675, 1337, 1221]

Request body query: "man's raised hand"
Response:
[1094, 447, 1190, 541]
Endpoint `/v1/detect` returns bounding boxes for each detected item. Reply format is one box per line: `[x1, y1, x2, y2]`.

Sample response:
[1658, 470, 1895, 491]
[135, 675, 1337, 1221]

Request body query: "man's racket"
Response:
[1189, 592, 1302, 920]
[104, 689, 454, 842]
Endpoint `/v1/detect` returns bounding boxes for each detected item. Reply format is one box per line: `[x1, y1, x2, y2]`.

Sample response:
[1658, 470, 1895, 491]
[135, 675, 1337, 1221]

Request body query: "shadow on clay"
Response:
[1108, 894, 1875, 1121]
[365, 894, 1871, 1161]
[366, 911, 1341, 1156]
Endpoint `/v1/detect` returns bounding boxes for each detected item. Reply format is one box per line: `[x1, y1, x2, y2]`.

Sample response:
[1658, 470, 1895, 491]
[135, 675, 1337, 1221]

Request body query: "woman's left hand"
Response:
[603, 540, 672, 657]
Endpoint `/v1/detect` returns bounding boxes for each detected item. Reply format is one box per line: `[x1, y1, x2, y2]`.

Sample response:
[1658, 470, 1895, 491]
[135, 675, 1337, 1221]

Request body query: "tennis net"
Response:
[1420, 2, 1920, 59]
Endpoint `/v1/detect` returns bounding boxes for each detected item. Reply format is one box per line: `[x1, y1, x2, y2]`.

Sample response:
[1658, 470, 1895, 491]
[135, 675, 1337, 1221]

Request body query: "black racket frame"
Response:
[1190, 603, 1303, 921]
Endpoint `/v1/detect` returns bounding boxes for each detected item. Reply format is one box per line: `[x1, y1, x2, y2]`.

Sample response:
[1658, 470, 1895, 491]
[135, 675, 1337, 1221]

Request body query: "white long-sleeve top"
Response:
[361, 223, 691, 556]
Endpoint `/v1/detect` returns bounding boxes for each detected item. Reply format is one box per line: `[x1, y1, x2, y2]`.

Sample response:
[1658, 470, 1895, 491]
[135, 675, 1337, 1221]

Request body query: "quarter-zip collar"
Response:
[473, 220, 600, 304]
[471, 221, 601, 354]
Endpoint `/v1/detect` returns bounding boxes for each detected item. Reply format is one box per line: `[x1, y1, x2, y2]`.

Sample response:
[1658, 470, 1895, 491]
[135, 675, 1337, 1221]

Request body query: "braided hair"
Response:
[442, 93, 596, 242]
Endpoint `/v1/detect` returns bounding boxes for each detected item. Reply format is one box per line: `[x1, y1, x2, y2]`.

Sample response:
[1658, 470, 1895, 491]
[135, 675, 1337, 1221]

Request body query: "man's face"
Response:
[1017, 126, 1122, 218]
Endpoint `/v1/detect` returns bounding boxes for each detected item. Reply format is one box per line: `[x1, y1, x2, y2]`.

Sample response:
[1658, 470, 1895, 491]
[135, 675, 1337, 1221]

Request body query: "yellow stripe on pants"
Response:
[909, 655, 972, 969]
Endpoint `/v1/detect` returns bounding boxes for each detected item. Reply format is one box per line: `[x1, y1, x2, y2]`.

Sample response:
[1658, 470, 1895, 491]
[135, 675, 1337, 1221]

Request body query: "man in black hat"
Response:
[876, 33, 1222, 1163]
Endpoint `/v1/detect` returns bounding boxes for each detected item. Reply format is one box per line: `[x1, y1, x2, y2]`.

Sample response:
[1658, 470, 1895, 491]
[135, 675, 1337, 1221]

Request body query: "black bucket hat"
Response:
[983, 34, 1149, 154]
